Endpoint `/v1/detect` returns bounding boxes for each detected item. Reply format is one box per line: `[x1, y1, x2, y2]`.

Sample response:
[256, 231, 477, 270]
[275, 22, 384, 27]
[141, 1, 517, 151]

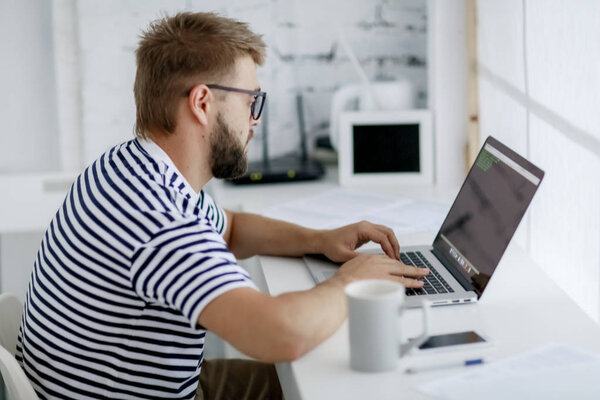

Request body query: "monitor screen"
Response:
[352, 123, 420, 174]
[432, 137, 544, 295]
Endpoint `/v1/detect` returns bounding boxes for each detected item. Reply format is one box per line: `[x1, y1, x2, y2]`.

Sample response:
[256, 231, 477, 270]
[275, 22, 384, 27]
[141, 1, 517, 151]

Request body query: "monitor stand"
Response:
[228, 93, 325, 185]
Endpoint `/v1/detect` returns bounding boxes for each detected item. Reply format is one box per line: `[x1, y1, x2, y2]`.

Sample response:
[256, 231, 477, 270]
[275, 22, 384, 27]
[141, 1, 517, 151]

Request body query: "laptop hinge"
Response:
[431, 248, 479, 297]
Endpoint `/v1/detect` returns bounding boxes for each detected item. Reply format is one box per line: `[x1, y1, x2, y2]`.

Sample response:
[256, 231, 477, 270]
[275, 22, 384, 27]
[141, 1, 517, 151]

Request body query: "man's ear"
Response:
[188, 84, 212, 126]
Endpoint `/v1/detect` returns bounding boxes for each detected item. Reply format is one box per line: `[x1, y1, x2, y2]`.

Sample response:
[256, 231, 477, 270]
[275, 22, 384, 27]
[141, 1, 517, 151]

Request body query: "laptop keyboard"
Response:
[400, 251, 455, 296]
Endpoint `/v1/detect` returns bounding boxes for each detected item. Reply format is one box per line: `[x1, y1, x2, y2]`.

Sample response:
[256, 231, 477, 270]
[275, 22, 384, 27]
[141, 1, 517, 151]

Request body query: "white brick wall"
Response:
[61, 0, 427, 165]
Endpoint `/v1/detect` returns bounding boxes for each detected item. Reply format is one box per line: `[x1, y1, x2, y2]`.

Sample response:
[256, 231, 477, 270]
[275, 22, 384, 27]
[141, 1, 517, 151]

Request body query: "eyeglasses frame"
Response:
[183, 84, 266, 120]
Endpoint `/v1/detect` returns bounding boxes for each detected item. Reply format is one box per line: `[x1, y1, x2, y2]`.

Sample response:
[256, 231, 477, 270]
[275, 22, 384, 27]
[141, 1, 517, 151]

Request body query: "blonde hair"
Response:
[134, 12, 266, 138]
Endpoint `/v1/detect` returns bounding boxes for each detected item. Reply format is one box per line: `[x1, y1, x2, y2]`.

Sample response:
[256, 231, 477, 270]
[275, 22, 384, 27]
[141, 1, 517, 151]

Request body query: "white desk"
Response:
[209, 174, 600, 400]
[260, 237, 600, 400]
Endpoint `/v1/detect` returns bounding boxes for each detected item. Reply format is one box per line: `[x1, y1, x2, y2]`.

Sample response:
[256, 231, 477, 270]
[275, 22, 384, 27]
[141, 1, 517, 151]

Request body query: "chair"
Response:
[0, 293, 38, 400]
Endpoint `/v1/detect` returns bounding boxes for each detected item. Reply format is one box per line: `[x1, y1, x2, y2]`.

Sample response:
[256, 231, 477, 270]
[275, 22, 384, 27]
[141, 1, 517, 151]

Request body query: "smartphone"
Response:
[418, 331, 488, 351]
[408, 330, 493, 357]
[404, 330, 494, 371]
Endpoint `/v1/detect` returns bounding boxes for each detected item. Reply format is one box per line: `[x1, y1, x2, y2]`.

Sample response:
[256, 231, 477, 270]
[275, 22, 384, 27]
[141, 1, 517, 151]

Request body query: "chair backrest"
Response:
[0, 293, 38, 400]
[0, 293, 23, 356]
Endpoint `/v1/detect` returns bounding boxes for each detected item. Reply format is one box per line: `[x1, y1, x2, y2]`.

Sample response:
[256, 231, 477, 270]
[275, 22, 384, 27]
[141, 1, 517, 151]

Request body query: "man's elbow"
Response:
[259, 322, 314, 363]
[275, 337, 311, 362]
[239, 337, 305, 363]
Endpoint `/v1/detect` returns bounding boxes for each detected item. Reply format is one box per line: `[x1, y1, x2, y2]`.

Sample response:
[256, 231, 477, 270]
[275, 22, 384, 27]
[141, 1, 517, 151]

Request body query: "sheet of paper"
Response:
[418, 343, 600, 400]
[262, 188, 449, 234]
[359, 200, 449, 234]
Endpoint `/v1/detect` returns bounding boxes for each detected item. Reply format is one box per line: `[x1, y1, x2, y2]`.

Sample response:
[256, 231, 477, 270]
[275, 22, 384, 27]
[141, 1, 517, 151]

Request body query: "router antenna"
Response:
[337, 27, 383, 110]
[296, 92, 308, 162]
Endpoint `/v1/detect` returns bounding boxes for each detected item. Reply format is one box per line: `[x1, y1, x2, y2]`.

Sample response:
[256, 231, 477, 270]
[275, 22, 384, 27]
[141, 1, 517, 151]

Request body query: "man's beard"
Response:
[209, 114, 248, 180]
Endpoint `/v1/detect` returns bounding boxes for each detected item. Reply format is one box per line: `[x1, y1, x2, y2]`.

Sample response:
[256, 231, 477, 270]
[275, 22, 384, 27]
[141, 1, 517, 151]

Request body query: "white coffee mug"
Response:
[345, 279, 430, 372]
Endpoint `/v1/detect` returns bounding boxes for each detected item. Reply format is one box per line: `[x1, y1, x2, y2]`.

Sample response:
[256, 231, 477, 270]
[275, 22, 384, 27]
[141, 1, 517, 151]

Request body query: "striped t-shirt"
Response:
[16, 139, 256, 399]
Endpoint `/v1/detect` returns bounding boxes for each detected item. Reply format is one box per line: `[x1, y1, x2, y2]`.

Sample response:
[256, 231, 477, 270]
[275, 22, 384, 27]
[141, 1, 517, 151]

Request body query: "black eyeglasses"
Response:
[186, 84, 266, 120]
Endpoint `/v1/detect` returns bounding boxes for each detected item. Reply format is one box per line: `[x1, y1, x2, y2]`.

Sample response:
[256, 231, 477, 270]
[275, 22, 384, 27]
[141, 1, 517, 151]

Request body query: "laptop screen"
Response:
[432, 136, 544, 296]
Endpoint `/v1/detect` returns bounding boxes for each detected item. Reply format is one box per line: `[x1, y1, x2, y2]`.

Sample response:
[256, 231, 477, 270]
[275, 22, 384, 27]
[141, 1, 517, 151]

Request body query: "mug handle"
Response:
[399, 299, 431, 357]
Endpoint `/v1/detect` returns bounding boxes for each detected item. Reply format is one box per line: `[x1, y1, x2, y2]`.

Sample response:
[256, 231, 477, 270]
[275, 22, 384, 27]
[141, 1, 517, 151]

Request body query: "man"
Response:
[17, 12, 429, 400]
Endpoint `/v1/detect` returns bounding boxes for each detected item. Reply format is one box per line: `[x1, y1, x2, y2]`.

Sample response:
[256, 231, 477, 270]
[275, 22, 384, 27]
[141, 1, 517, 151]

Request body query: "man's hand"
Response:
[316, 220, 400, 263]
[333, 254, 429, 289]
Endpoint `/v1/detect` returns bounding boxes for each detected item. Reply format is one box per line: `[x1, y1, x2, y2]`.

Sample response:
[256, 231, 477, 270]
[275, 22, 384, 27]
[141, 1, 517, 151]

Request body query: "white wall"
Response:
[477, 0, 600, 322]
[2, 0, 473, 181]
[56, 0, 429, 167]
[0, 0, 60, 172]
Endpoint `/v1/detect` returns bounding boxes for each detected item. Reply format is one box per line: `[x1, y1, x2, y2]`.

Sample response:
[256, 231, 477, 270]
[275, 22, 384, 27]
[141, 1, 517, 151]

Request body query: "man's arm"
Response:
[198, 253, 428, 362]
[223, 210, 400, 262]
[209, 210, 428, 361]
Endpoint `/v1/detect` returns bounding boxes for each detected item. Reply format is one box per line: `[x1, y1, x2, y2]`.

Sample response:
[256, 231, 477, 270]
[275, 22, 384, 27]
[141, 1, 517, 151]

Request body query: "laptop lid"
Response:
[431, 136, 545, 298]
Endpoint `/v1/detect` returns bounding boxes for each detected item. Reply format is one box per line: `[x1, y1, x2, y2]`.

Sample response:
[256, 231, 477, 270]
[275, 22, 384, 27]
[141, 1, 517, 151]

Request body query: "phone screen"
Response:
[418, 331, 486, 349]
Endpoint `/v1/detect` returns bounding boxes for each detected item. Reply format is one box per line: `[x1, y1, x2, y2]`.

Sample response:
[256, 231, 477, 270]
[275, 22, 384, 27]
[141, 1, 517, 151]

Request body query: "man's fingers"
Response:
[361, 225, 400, 260]
[362, 228, 396, 259]
[365, 256, 428, 277]
[339, 255, 429, 288]
[397, 263, 429, 277]
[398, 277, 425, 289]
[358, 222, 400, 260]
[374, 224, 400, 259]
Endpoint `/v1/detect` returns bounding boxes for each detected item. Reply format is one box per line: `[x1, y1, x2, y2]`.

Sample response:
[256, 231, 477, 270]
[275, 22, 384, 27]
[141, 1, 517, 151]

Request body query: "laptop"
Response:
[304, 136, 545, 307]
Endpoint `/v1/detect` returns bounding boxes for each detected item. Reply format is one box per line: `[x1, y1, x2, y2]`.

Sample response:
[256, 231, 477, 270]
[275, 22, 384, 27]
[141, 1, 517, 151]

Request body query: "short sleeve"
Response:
[130, 218, 256, 329]
[197, 190, 228, 236]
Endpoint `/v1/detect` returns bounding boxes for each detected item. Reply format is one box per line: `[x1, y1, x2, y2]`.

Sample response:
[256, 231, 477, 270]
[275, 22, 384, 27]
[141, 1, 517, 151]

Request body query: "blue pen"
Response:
[405, 358, 484, 374]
